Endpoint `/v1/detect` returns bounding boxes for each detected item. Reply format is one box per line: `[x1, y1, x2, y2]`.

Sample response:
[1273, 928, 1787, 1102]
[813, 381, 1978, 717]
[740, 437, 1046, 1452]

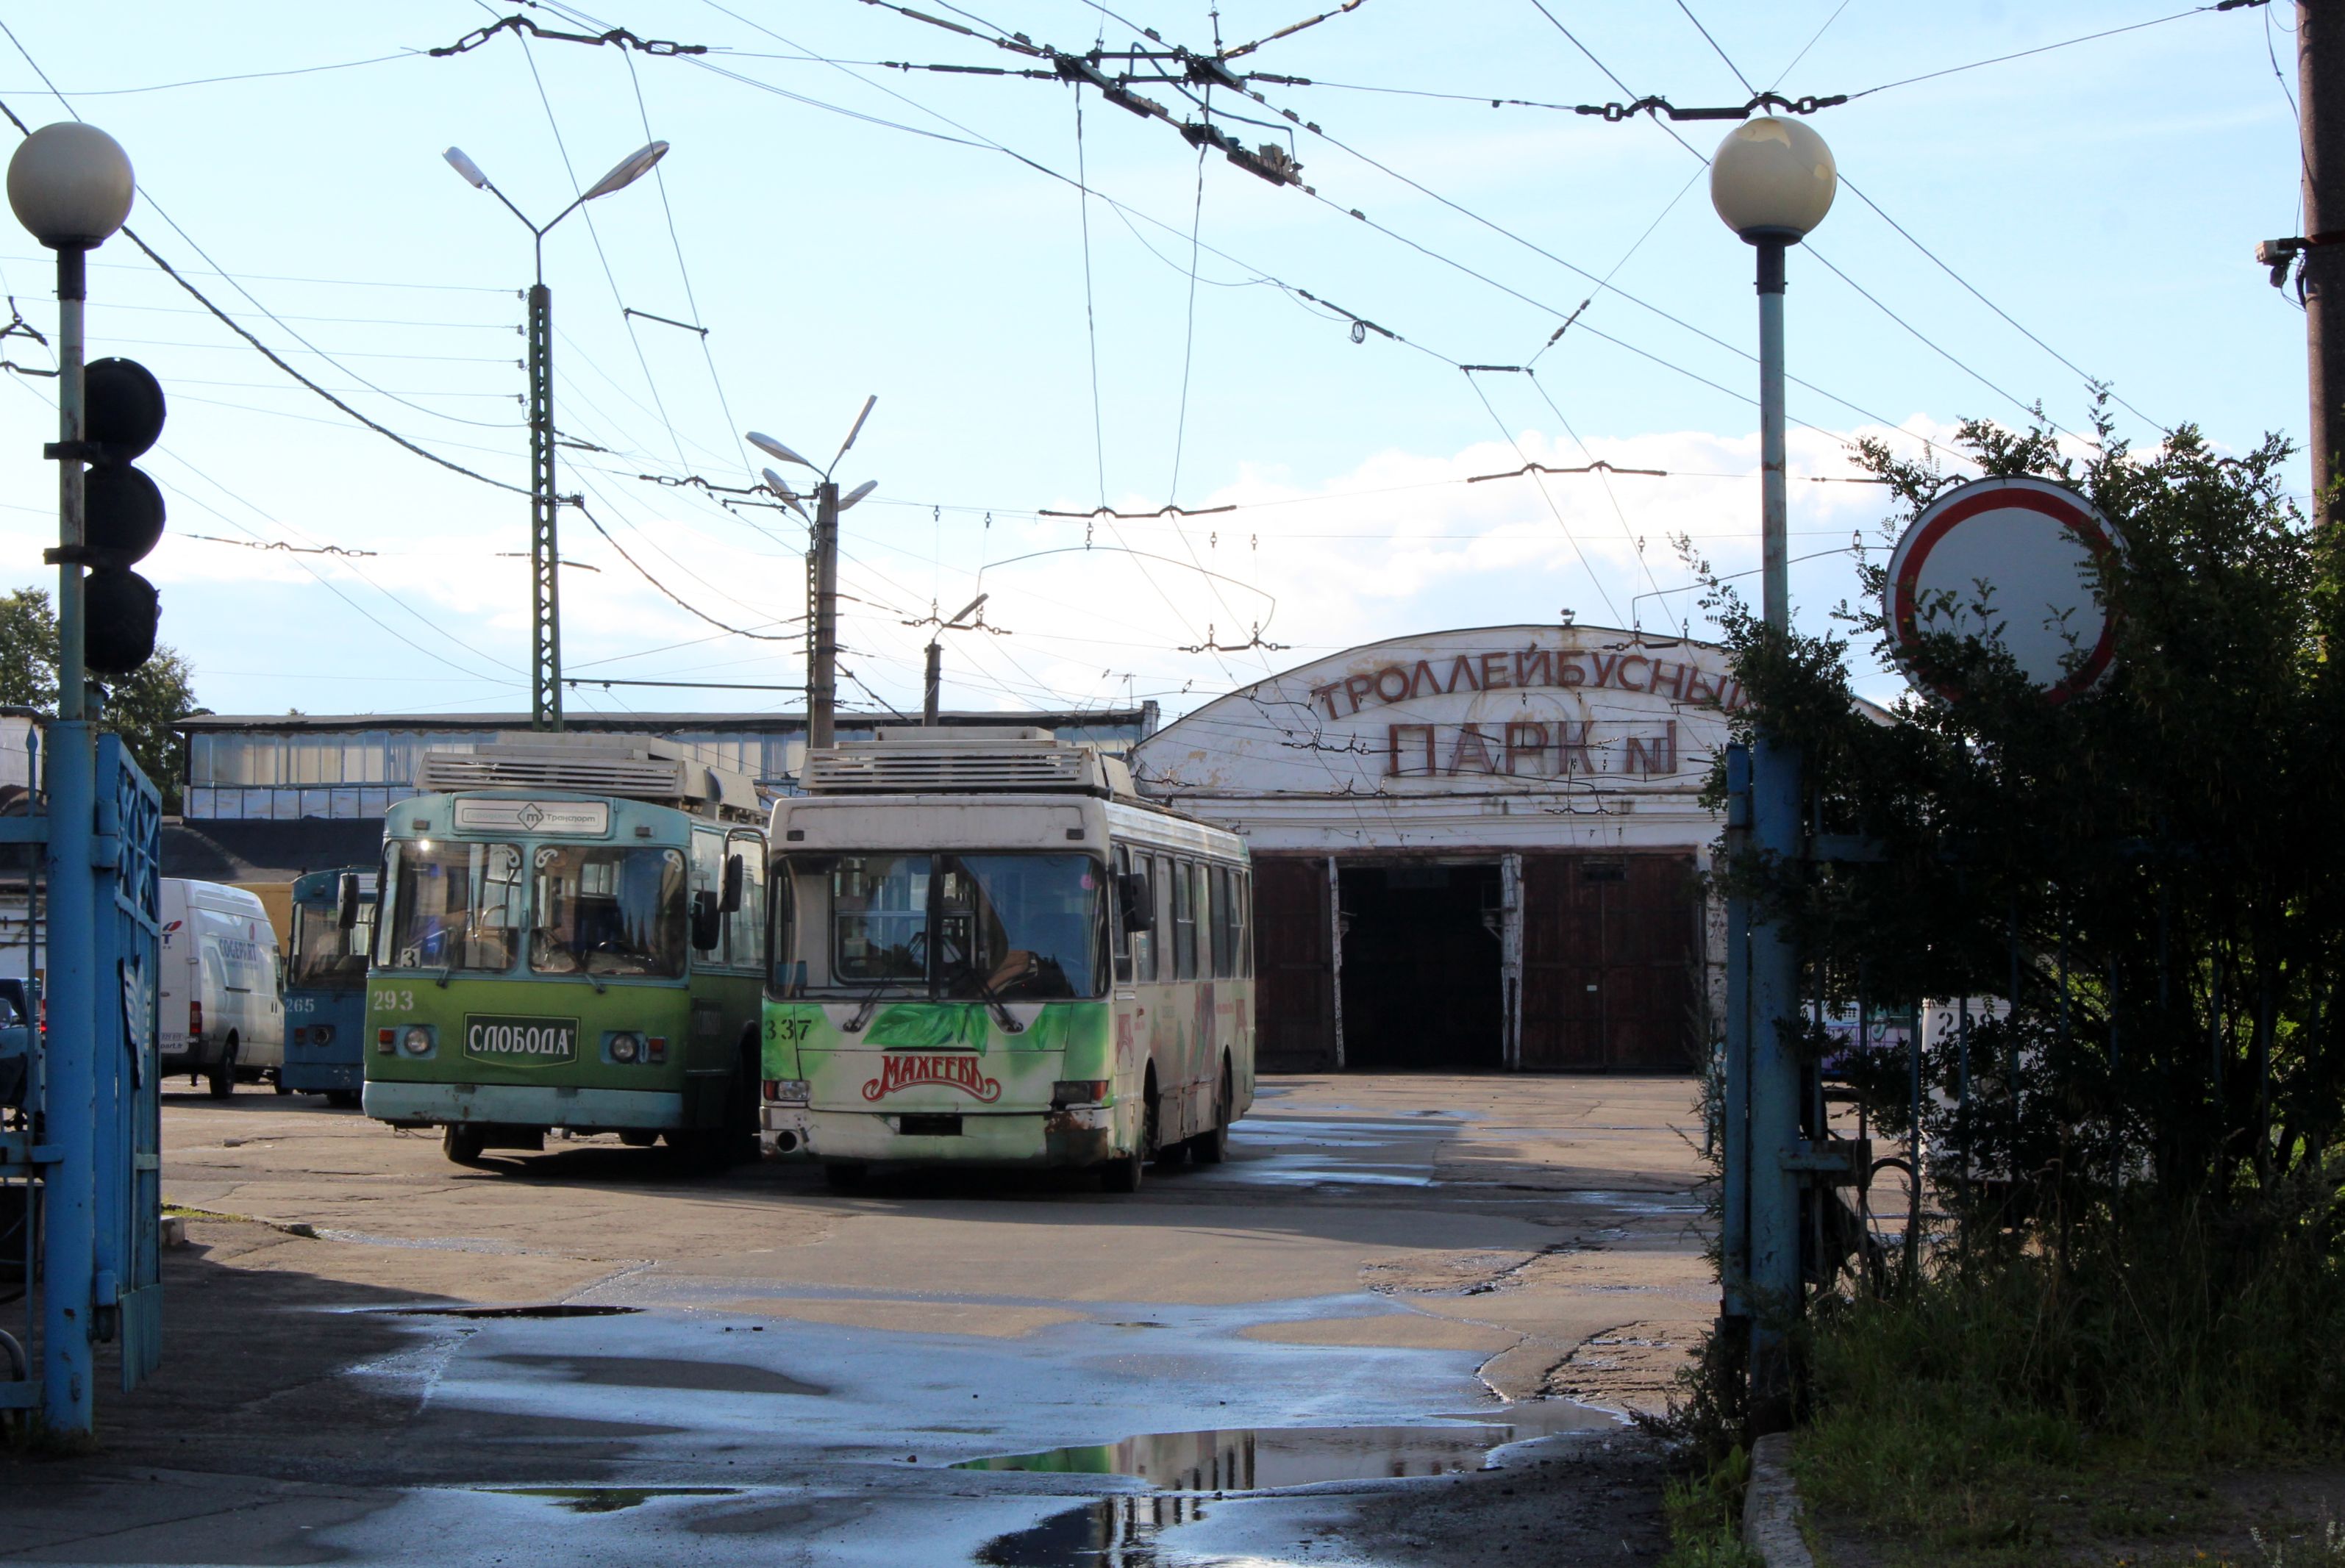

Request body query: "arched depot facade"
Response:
[1131, 625, 1744, 1074]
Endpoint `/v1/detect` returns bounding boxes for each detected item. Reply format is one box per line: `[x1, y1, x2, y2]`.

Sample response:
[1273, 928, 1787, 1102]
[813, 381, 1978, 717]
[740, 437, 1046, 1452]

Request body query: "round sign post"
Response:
[1883, 476, 2124, 705]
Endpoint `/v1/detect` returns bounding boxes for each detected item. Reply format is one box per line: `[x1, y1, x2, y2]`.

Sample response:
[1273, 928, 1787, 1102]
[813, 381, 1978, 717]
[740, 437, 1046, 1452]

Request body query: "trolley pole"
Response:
[527, 274, 562, 732]
[809, 480, 840, 750]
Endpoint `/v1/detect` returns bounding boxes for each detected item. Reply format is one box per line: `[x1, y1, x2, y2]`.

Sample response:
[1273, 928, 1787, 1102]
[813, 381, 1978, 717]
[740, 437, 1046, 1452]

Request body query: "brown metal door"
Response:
[1519, 853, 1699, 1070]
[1252, 856, 1335, 1071]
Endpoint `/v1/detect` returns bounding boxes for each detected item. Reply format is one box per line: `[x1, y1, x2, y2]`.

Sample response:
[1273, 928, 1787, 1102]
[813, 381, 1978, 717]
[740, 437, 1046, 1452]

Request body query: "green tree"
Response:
[0, 586, 205, 811]
[1704, 401, 2341, 1208]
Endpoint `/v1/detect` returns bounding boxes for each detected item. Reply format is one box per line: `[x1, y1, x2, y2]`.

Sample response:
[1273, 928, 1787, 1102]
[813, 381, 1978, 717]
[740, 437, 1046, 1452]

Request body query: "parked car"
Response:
[157, 879, 285, 1098]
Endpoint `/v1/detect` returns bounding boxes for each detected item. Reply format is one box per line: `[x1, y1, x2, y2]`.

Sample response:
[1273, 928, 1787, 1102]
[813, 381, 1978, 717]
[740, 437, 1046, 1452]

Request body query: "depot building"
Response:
[1131, 624, 1744, 1074]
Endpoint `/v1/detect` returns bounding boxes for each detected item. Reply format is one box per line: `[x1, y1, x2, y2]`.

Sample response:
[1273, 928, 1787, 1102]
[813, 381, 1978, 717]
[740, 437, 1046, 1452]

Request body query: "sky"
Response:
[0, 0, 2310, 726]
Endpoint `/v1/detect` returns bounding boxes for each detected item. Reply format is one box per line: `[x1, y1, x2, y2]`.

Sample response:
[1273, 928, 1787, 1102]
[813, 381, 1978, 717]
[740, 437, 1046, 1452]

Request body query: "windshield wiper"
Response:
[950, 962, 1025, 1036]
[843, 978, 899, 1033]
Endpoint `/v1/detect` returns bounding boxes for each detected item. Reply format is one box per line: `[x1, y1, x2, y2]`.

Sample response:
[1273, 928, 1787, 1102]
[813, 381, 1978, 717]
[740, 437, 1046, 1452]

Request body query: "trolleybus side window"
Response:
[1110, 847, 1134, 986]
[1235, 871, 1252, 978]
[767, 861, 803, 997]
[727, 831, 765, 971]
[1172, 858, 1197, 981]
[1154, 855, 1177, 981]
[1209, 865, 1232, 979]
[528, 844, 689, 978]
[380, 839, 526, 972]
[1131, 853, 1157, 983]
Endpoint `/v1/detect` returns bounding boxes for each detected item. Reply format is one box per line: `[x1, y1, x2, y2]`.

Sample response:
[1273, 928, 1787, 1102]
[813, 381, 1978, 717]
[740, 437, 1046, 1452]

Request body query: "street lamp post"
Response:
[7, 120, 137, 1437]
[1711, 115, 1837, 1433]
[749, 400, 879, 752]
[441, 140, 669, 733]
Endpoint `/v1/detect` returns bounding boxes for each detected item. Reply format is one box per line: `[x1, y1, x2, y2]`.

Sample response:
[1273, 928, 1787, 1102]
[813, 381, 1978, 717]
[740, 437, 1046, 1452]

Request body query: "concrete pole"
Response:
[1747, 235, 1805, 1433]
[43, 242, 96, 1435]
[527, 279, 562, 731]
[808, 482, 840, 750]
[2303, 1, 2345, 526]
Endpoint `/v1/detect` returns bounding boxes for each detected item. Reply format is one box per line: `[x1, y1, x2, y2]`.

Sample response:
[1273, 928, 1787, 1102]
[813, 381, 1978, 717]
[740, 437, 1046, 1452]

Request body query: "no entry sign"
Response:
[1883, 476, 2124, 705]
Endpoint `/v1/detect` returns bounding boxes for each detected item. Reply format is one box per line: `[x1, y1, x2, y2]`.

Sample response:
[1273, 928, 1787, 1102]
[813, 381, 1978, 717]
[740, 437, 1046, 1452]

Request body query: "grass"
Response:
[1781, 1186, 2345, 1567]
[1657, 1442, 1761, 1568]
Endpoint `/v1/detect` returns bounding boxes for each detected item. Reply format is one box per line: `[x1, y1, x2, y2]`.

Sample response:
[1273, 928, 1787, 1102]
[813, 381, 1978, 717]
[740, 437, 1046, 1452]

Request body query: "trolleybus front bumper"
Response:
[365, 1081, 685, 1132]
[763, 1103, 1115, 1165]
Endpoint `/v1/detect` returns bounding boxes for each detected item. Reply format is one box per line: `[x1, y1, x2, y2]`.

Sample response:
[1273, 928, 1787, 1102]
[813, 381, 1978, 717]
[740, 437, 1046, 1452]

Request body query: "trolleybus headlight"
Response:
[401, 1025, 433, 1056]
[764, 1078, 810, 1105]
[311, 1024, 334, 1046]
[608, 1031, 643, 1064]
[1051, 1079, 1110, 1108]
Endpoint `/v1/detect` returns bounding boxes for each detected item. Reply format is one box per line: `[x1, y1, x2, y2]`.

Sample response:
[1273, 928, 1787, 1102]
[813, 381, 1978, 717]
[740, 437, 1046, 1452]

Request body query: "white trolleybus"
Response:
[760, 728, 1254, 1191]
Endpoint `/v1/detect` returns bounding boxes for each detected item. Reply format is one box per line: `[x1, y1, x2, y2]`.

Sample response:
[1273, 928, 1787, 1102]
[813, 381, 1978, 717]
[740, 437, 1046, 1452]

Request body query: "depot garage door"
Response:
[1519, 853, 1700, 1071]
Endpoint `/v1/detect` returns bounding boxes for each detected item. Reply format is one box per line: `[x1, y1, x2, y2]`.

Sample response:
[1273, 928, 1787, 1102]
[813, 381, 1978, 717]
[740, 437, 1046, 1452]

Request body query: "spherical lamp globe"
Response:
[1710, 117, 1835, 243]
[7, 122, 135, 249]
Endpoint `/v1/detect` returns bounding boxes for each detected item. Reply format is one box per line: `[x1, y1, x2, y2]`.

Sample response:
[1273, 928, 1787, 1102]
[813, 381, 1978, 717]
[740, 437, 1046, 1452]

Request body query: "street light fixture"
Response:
[5, 118, 137, 1439]
[440, 138, 670, 731]
[745, 399, 880, 751]
[1710, 115, 1835, 1435]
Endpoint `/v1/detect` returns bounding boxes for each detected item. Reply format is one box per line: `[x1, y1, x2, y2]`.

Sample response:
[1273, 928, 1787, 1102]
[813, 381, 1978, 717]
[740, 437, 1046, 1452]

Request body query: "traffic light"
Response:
[76, 356, 164, 674]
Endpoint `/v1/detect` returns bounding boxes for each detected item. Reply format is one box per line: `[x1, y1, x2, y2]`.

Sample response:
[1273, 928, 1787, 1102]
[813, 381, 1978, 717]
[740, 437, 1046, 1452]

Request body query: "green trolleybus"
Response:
[362, 735, 768, 1169]
[760, 728, 1254, 1192]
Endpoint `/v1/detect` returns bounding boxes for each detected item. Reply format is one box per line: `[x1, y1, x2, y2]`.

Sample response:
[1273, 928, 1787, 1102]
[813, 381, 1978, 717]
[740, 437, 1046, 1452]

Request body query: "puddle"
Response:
[492, 1353, 825, 1395]
[386, 1303, 642, 1319]
[976, 1494, 1205, 1567]
[954, 1423, 1512, 1491]
[482, 1486, 743, 1514]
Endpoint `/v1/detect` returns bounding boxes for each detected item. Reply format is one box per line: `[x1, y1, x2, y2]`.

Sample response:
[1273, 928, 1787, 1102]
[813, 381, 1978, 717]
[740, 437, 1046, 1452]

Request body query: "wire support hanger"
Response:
[1038, 501, 1237, 520]
[1178, 623, 1289, 654]
[1576, 89, 1846, 122]
[429, 15, 710, 58]
[1466, 459, 1668, 484]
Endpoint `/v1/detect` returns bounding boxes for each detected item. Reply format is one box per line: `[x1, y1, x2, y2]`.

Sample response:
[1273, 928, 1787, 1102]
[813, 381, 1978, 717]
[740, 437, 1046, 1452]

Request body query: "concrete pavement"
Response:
[1, 1073, 1713, 1566]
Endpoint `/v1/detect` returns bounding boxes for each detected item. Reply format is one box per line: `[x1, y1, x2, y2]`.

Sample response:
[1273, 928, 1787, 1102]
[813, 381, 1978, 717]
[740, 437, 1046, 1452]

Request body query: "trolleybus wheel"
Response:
[206, 1040, 237, 1100]
[824, 1161, 868, 1192]
[272, 1075, 291, 1096]
[326, 1090, 360, 1109]
[1191, 1057, 1232, 1164]
[443, 1125, 488, 1166]
[618, 1131, 659, 1148]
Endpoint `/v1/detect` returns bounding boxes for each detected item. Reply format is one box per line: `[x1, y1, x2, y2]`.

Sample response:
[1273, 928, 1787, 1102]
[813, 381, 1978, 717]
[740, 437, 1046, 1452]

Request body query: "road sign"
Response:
[1883, 476, 2124, 705]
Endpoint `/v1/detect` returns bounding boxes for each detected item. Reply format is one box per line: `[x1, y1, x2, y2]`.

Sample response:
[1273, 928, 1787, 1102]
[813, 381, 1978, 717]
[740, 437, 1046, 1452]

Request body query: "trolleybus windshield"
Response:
[528, 845, 688, 978]
[379, 840, 527, 973]
[773, 852, 1106, 1002]
[290, 899, 372, 990]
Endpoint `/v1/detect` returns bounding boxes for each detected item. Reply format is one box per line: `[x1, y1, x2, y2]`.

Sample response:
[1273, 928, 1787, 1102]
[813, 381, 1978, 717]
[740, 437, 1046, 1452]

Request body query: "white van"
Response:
[157, 878, 285, 1098]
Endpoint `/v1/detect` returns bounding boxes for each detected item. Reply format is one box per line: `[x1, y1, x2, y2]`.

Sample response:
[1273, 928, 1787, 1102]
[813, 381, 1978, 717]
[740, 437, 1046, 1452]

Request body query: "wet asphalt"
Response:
[0, 1074, 1707, 1565]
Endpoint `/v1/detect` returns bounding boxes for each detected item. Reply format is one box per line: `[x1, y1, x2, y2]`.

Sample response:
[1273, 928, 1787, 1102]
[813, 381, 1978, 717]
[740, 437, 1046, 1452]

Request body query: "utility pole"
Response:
[438, 140, 669, 732]
[913, 593, 990, 727]
[808, 480, 840, 750]
[2302, 1, 2345, 526]
[749, 397, 878, 754]
[527, 279, 560, 731]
